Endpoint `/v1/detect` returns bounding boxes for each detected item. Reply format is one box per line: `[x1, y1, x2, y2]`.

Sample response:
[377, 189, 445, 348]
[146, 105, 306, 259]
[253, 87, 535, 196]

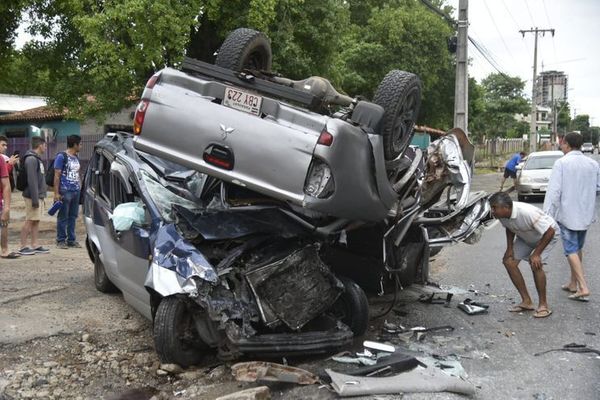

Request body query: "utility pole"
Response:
[520, 28, 555, 152]
[454, 0, 468, 134]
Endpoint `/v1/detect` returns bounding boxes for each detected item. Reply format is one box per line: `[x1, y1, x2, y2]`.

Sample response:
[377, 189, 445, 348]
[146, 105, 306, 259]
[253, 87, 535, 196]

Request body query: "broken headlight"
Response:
[304, 158, 335, 198]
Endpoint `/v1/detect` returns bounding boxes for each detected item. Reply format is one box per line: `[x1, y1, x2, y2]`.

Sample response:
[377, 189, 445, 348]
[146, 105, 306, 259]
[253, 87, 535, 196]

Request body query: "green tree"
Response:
[338, 1, 455, 127]
[555, 101, 571, 134]
[471, 73, 529, 139]
[571, 114, 590, 134]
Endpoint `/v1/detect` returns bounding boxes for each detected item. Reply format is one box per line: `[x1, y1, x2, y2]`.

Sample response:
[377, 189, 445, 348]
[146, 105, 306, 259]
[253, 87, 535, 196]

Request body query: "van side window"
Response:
[87, 152, 101, 192]
[111, 175, 132, 208]
[99, 155, 112, 204]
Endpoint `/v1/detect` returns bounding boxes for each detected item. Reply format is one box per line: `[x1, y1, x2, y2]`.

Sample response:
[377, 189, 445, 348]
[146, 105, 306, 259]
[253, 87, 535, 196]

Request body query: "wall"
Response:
[0, 120, 80, 138]
[79, 106, 135, 135]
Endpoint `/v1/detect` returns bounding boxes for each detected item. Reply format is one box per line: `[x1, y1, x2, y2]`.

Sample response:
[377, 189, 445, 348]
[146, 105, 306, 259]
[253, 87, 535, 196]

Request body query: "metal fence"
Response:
[6, 134, 105, 175]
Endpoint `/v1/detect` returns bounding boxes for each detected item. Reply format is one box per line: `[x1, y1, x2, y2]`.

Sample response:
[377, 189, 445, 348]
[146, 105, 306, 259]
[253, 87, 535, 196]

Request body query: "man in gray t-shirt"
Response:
[489, 192, 559, 318]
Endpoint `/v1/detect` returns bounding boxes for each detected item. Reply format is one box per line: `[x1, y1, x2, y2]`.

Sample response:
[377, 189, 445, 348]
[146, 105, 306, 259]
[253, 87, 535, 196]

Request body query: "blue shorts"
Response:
[559, 225, 587, 256]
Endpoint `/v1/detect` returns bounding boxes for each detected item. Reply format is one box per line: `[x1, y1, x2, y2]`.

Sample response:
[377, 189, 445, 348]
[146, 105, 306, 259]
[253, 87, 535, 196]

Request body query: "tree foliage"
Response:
[1, 0, 460, 129]
[469, 73, 530, 140]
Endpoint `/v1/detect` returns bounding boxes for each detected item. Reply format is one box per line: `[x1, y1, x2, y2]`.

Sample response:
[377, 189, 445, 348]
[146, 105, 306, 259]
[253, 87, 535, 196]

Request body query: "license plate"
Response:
[223, 87, 262, 116]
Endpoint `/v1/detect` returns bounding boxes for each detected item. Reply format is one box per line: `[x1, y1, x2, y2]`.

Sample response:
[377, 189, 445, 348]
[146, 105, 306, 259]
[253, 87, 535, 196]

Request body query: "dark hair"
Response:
[0, 135, 7, 143]
[31, 136, 46, 149]
[67, 134, 81, 148]
[564, 132, 583, 149]
[489, 191, 513, 208]
[519, 151, 527, 157]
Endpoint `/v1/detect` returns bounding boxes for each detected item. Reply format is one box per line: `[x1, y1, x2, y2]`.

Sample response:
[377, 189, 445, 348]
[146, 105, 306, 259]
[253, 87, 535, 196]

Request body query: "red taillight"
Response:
[146, 73, 160, 89]
[317, 131, 334, 146]
[133, 100, 149, 135]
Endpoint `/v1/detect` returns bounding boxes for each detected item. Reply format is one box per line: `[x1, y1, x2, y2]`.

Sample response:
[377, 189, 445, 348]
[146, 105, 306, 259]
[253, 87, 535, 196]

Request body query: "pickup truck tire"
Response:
[331, 277, 369, 336]
[373, 70, 422, 161]
[215, 28, 272, 72]
[154, 296, 205, 367]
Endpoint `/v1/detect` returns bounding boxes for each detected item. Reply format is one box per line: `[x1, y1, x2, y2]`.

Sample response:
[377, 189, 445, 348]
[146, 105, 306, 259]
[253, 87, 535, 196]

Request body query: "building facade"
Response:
[535, 70, 568, 107]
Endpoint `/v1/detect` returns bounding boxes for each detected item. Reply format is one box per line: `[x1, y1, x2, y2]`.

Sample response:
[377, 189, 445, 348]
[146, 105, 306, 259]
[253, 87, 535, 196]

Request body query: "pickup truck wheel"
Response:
[330, 277, 369, 336]
[373, 70, 422, 161]
[93, 250, 118, 293]
[154, 296, 205, 367]
[215, 28, 272, 72]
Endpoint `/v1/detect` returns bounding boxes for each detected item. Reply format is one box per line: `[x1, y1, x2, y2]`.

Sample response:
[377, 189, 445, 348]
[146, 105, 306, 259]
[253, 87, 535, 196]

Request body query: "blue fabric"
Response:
[559, 224, 587, 255]
[543, 150, 600, 231]
[505, 153, 522, 172]
[54, 153, 81, 193]
[56, 190, 80, 243]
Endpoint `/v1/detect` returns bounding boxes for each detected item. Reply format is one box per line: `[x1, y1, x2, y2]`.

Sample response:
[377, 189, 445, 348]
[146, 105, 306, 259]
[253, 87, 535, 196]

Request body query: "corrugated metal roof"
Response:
[0, 94, 47, 113]
[0, 106, 66, 123]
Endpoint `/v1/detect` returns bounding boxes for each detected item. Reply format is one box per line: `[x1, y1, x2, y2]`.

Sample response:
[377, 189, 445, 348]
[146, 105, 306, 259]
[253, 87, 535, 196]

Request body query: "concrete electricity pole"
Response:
[453, 0, 468, 134]
[520, 27, 555, 152]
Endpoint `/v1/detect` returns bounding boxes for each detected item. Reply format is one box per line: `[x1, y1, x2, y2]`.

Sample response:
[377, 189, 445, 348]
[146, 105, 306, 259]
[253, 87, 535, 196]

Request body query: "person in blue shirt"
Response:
[500, 151, 527, 191]
[53, 135, 82, 249]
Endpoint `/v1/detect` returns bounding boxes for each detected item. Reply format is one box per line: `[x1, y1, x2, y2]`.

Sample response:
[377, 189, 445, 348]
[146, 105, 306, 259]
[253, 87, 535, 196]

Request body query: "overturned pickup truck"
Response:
[84, 29, 491, 366]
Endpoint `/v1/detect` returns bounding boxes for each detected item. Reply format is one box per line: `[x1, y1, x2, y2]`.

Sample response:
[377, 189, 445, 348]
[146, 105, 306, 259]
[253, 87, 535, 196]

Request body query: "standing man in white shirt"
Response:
[490, 191, 559, 318]
[543, 132, 600, 302]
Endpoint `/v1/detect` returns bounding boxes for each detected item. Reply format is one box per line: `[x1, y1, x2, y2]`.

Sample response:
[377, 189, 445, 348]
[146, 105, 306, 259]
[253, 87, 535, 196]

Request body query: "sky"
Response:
[461, 0, 600, 126]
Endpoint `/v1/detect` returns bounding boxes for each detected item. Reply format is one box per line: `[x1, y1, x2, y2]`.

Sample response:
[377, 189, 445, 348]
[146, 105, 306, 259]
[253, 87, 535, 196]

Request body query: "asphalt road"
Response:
[428, 154, 600, 400]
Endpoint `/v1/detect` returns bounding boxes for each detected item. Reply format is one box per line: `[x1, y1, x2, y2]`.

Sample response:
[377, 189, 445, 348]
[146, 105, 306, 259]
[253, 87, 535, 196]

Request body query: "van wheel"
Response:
[330, 277, 369, 336]
[373, 70, 422, 161]
[215, 28, 272, 72]
[94, 252, 118, 293]
[154, 296, 206, 367]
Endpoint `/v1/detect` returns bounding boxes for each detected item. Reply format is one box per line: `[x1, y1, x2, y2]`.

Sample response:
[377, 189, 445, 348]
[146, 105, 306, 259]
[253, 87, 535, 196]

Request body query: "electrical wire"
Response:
[541, 0, 558, 60]
[483, 0, 516, 64]
[524, 0, 537, 27]
[501, 0, 530, 53]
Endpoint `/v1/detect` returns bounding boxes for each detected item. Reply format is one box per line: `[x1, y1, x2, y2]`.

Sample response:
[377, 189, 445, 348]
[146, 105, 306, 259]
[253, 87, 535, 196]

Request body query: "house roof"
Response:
[0, 106, 67, 123]
[0, 94, 47, 113]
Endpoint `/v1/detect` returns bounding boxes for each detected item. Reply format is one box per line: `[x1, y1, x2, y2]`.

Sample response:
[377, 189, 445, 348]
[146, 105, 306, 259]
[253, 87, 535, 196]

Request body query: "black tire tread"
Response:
[372, 70, 422, 160]
[215, 28, 272, 72]
[94, 253, 118, 293]
[153, 296, 203, 367]
[337, 277, 370, 336]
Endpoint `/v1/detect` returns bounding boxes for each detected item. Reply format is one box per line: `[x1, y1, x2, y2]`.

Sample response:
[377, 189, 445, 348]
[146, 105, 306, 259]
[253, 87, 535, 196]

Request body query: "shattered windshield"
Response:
[140, 170, 203, 222]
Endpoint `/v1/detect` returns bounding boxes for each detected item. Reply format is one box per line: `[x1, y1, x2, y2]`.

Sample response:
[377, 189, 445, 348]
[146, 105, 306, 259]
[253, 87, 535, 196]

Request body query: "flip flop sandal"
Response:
[533, 309, 553, 318]
[561, 285, 577, 293]
[0, 252, 20, 259]
[509, 305, 535, 312]
[568, 294, 590, 302]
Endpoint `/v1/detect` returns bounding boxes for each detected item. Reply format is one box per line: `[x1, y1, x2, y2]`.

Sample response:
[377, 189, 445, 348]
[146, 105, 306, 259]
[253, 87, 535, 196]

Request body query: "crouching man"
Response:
[489, 191, 559, 318]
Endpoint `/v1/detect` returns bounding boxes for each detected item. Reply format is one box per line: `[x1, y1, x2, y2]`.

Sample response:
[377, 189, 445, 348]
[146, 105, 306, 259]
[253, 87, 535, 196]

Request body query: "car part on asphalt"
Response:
[457, 298, 489, 315]
[231, 362, 319, 385]
[325, 365, 476, 396]
[215, 386, 271, 400]
[343, 353, 422, 377]
[534, 343, 600, 357]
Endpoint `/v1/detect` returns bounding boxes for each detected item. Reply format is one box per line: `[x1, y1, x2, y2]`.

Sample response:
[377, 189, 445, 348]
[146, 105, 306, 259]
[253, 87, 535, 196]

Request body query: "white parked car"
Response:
[516, 150, 563, 201]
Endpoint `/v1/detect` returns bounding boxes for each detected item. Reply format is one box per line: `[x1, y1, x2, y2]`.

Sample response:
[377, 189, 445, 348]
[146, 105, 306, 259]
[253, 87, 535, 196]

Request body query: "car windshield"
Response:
[524, 155, 561, 170]
[140, 170, 203, 222]
[583, 143, 592, 147]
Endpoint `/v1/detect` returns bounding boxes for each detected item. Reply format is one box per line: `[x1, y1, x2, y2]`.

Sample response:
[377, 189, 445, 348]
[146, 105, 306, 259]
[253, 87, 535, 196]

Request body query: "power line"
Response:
[540, 0, 558, 60]
[468, 36, 511, 80]
[483, 0, 516, 63]
[523, 0, 537, 27]
[501, 0, 530, 53]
